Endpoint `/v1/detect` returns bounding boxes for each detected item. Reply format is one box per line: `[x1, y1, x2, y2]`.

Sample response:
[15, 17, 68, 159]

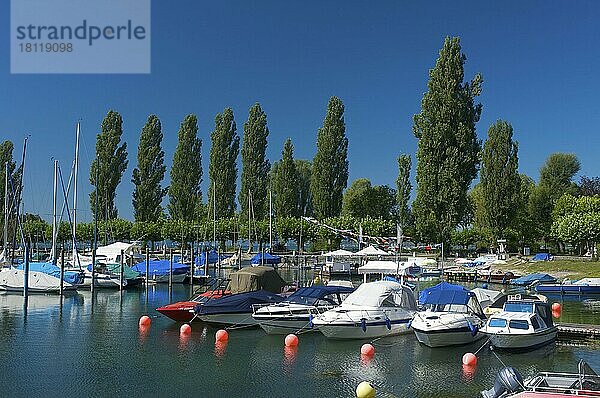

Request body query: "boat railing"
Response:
[525, 371, 600, 394]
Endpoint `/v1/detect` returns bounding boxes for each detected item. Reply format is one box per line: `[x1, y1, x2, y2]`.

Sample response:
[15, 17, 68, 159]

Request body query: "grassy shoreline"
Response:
[495, 259, 600, 280]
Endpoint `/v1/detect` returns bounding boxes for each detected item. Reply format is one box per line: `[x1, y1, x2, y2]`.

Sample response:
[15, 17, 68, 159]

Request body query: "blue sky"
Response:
[1, 1, 599, 222]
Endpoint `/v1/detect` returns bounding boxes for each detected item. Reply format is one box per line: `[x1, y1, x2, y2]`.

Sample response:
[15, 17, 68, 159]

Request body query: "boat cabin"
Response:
[486, 294, 554, 333]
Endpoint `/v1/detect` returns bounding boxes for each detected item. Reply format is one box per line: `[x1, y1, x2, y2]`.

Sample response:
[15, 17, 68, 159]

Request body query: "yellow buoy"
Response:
[356, 381, 375, 398]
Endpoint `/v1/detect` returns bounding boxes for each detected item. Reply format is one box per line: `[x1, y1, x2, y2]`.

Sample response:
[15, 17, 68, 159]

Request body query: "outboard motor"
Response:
[481, 367, 524, 398]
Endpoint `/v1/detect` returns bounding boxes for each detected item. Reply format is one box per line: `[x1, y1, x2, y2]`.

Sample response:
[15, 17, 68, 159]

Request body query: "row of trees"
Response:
[3, 36, 599, 255]
[88, 99, 349, 226]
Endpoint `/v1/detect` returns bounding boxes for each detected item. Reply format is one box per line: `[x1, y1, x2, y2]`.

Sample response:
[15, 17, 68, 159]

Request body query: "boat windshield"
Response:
[504, 302, 534, 313]
[489, 318, 507, 328]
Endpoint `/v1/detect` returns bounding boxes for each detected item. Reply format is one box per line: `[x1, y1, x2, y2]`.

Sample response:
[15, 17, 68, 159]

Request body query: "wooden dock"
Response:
[557, 323, 600, 340]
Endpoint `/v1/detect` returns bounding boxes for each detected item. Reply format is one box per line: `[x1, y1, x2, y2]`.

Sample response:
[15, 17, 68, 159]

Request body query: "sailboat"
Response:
[0, 138, 77, 293]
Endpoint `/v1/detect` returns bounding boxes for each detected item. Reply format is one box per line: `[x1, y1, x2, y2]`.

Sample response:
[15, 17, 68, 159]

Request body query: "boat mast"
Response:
[247, 189, 251, 253]
[212, 181, 216, 249]
[269, 190, 272, 252]
[72, 122, 80, 267]
[51, 160, 58, 264]
[2, 162, 8, 256]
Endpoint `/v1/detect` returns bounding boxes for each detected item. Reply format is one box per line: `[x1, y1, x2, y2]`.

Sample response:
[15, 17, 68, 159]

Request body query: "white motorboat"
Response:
[0, 268, 76, 293]
[252, 284, 354, 334]
[480, 293, 557, 350]
[312, 280, 418, 339]
[411, 281, 486, 347]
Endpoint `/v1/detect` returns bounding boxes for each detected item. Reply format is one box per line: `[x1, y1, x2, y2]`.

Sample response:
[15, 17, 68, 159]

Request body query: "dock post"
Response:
[204, 247, 208, 279]
[169, 249, 173, 287]
[119, 249, 124, 291]
[190, 241, 194, 288]
[23, 244, 30, 298]
[60, 245, 65, 295]
[218, 247, 221, 276]
[145, 248, 150, 288]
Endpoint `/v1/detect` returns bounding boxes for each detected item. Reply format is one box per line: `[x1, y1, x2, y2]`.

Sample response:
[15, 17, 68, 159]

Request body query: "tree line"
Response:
[2, 36, 599, 255]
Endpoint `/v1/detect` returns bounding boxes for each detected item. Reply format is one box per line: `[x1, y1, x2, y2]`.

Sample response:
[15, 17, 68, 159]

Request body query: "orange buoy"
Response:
[552, 302, 561, 312]
[180, 324, 192, 335]
[284, 333, 299, 347]
[462, 352, 477, 366]
[139, 315, 151, 327]
[215, 329, 229, 342]
[360, 343, 375, 357]
[552, 309, 561, 318]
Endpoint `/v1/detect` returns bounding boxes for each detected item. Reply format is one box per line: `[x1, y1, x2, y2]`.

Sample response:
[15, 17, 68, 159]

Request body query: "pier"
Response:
[557, 323, 600, 340]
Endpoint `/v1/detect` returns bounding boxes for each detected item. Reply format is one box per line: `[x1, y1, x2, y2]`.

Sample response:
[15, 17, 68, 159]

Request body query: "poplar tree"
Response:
[90, 110, 128, 220]
[412, 37, 482, 244]
[208, 108, 239, 219]
[273, 138, 299, 218]
[132, 115, 166, 222]
[396, 154, 412, 227]
[239, 103, 271, 220]
[168, 114, 202, 221]
[311, 96, 348, 219]
[480, 120, 520, 243]
[295, 159, 312, 217]
[0, 141, 16, 235]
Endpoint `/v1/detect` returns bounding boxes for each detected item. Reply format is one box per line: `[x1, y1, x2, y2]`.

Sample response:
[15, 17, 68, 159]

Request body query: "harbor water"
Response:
[1, 277, 600, 397]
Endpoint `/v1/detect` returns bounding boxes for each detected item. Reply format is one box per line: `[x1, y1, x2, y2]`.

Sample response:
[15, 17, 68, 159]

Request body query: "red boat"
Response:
[156, 289, 230, 322]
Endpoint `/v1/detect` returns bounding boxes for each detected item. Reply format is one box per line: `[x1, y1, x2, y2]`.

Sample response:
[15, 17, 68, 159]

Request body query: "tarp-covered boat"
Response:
[511, 273, 557, 287]
[131, 259, 189, 283]
[15, 262, 83, 285]
[250, 252, 281, 265]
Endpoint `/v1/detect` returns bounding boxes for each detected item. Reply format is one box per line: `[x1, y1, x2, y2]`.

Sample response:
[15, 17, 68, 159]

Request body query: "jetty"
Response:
[557, 323, 600, 340]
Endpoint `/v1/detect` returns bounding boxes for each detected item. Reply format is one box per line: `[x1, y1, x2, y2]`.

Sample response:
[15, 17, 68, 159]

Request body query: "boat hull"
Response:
[146, 273, 187, 284]
[315, 318, 412, 339]
[483, 327, 557, 350]
[535, 285, 600, 294]
[156, 301, 198, 322]
[412, 326, 484, 347]
[199, 312, 259, 326]
[0, 269, 77, 293]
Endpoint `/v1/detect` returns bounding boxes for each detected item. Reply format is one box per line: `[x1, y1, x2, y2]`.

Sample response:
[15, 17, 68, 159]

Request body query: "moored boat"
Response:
[411, 282, 486, 347]
[0, 268, 77, 293]
[480, 293, 557, 350]
[535, 278, 600, 295]
[252, 284, 354, 334]
[312, 280, 417, 339]
[482, 360, 600, 398]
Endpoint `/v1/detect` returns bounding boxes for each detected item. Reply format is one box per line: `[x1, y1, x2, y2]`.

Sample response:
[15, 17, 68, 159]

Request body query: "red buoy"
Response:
[462, 352, 477, 366]
[552, 302, 561, 312]
[215, 329, 229, 342]
[139, 315, 151, 327]
[284, 334, 299, 347]
[180, 324, 192, 335]
[360, 343, 375, 357]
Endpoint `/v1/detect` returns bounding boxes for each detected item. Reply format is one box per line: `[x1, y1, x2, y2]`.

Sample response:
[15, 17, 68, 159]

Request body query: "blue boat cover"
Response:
[195, 249, 230, 266]
[250, 252, 281, 265]
[510, 273, 557, 286]
[286, 285, 354, 305]
[419, 281, 473, 306]
[131, 259, 189, 276]
[195, 290, 284, 314]
[532, 253, 552, 261]
[15, 262, 83, 285]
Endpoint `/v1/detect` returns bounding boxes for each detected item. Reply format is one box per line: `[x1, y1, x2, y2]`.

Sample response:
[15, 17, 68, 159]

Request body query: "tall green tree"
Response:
[311, 96, 349, 219]
[396, 154, 412, 227]
[90, 110, 128, 220]
[342, 178, 397, 220]
[208, 108, 239, 219]
[412, 37, 483, 244]
[168, 114, 202, 221]
[295, 159, 312, 217]
[239, 103, 271, 220]
[0, 141, 16, 242]
[132, 115, 166, 222]
[529, 153, 580, 244]
[479, 120, 520, 243]
[273, 138, 299, 218]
